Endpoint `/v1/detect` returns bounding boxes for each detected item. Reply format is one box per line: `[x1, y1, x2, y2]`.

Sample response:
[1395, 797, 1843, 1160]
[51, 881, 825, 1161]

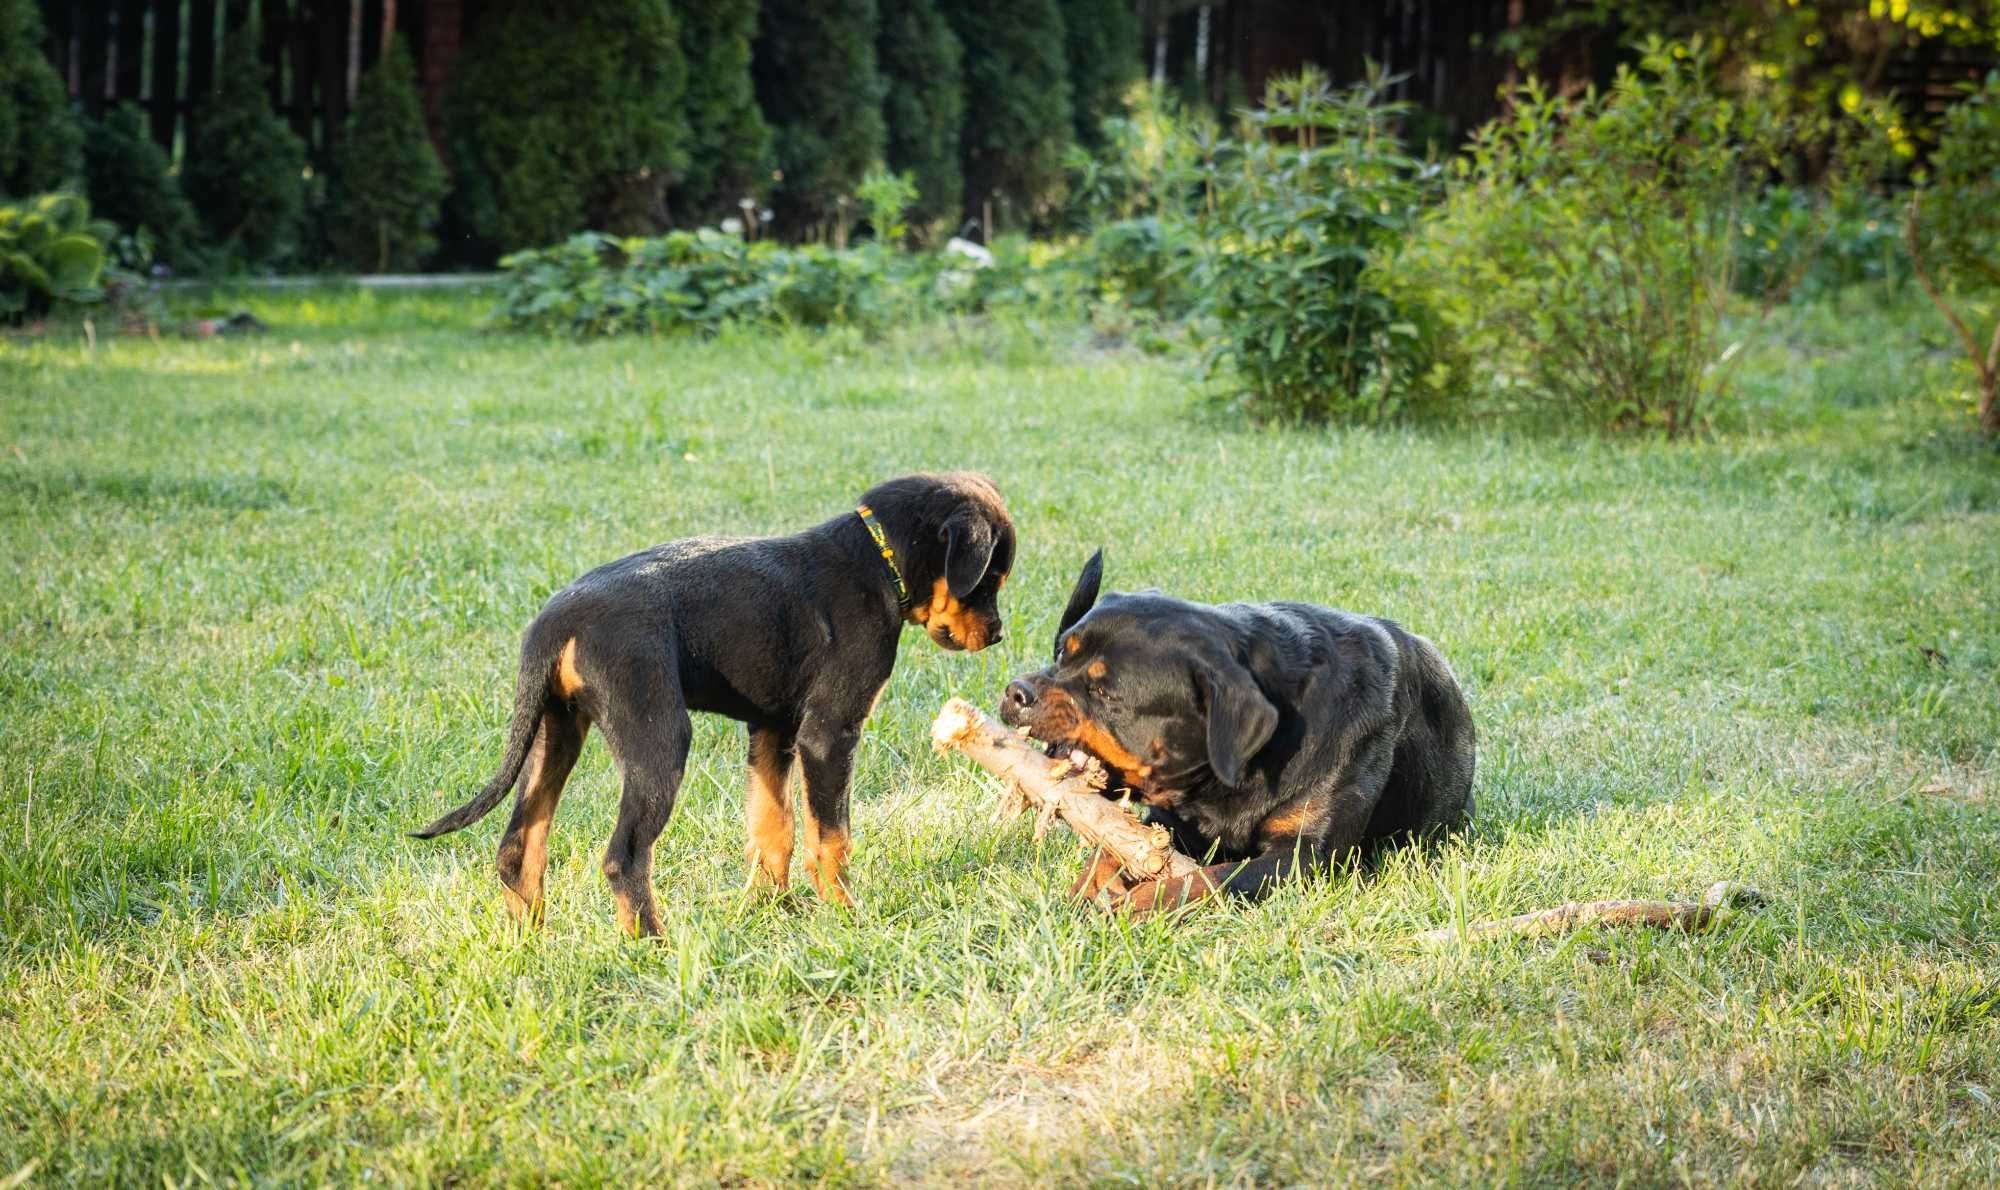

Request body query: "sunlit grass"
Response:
[2, 287, 1996, 1183]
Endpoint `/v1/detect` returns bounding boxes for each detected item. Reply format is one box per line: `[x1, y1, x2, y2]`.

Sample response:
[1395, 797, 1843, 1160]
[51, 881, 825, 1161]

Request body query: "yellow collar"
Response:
[856, 504, 911, 609]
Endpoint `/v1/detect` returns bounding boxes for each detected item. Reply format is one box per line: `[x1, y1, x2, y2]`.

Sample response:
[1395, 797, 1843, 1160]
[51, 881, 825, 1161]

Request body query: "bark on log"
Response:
[931, 698, 1204, 883]
[1415, 880, 1764, 945]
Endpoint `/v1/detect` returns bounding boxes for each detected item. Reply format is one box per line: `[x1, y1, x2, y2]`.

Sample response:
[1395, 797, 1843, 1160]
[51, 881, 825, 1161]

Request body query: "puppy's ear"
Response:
[1053, 548, 1105, 656]
[940, 511, 998, 599]
[1197, 655, 1278, 787]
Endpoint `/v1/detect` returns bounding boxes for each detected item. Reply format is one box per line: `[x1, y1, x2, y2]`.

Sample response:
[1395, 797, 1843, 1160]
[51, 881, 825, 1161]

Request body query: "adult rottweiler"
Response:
[1000, 551, 1473, 917]
[414, 472, 1014, 935]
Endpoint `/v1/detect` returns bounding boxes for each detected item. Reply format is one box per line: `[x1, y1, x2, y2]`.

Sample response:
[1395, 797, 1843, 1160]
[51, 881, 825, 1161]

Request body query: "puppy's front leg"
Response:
[797, 717, 862, 907]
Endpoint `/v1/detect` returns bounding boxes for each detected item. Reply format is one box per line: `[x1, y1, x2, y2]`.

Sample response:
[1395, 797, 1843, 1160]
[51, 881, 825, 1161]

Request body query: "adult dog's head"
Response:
[998, 550, 1278, 792]
[861, 472, 1015, 652]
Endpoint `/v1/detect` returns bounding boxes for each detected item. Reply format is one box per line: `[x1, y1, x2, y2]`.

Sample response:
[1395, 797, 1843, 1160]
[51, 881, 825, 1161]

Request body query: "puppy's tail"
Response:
[410, 637, 558, 840]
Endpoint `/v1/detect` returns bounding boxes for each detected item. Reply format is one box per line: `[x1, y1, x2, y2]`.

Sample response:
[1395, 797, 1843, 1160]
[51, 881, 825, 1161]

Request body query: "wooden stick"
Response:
[931, 698, 1204, 883]
[1415, 880, 1765, 945]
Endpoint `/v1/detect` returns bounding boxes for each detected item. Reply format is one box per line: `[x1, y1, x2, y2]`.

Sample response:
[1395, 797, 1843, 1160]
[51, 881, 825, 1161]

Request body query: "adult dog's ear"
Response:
[1053, 549, 1105, 656]
[1197, 654, 1278, 787]
[941, 511, 999, 599]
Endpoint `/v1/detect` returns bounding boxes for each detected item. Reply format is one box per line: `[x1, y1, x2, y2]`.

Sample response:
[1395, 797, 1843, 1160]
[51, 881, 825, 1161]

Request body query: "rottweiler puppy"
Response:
[414, 472, 1014, 935]
[1000, 550, 1473, 917]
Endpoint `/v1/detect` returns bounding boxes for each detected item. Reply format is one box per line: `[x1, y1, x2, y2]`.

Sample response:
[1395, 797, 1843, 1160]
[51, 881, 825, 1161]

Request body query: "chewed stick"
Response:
[1415, 880, 1765, 945]
[930, 698, 1203, 883]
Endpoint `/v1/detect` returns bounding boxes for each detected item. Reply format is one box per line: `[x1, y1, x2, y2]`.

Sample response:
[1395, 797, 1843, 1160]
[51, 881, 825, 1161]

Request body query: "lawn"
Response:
[2, 287, 1997, 1184]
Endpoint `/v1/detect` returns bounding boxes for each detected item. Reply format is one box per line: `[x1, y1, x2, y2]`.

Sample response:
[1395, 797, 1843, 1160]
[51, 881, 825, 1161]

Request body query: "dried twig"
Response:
[1415, 880, 1765, 945]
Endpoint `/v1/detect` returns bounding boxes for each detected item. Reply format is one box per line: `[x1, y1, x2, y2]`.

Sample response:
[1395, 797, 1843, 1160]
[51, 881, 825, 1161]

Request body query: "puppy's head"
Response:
[860, 471, 1015, 652]
[999, 550, 1277, 790]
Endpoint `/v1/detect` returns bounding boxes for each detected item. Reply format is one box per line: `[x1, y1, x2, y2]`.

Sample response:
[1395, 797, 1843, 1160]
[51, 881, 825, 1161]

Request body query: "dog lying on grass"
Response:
[1000, 550, 1474, 917]
[414, 472, 1015, 935]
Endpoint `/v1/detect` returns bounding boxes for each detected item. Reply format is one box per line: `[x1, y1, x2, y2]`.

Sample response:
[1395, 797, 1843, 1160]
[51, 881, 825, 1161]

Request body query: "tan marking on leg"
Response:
[613, 889, 641, 937]
[1069, 847, 1130, 902]
[802, 817, 854, 907]
[554, 637, 584, 698]
[1259, 800, 1313, 841]
[498, 715, 586, 926]
[745, 729, 794, 891]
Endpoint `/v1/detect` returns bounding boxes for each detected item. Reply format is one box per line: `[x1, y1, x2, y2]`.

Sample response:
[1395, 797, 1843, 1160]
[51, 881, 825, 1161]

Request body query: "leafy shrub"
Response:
[1906, 71, 2000, 436]
[449, 0, 688, 253]
[1061, 0, 1141, 149]
[184, 29, 308, 267]
[1394, 41, 1820, 436]
[674, 0, 772, 226]
[82, 103, 199, 269]
[877, 0, 965, 233]
[1080, 216, 1193, 315]
[494, 231, 902, 337]
[0, 192, 114, 320]
[329, 42, 447, 272]
[1063, 84, 1217, 228]
[1734, 184, 1910, 301]
[855, 166, 919, 244]
[0, 0, 81, 197]
[1196, 67, 1443, 423]
[754, 0, 886, 236]
[940, 0, 1073, 226]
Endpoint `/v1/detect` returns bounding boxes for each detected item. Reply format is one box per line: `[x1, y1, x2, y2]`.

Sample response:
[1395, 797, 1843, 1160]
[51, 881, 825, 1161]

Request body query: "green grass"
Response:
[2, 286, 1997, 1185]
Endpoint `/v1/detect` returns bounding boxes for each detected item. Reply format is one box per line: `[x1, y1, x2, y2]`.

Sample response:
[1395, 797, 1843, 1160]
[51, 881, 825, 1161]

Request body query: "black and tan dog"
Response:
[1000, 551, 1473, 917]
[414, 472, 1014, 935]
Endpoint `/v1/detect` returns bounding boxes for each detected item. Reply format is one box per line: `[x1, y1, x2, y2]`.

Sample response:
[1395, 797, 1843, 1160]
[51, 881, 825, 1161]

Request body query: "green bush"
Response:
[494, 231, 905, 337]
[329, 42, 447, 272]
[877, 0, 965, 233]
[449, 0, 688, 253]
[1081, 216, 1194, 315]
[940, 0, 1073, 226]
[0, 192, 114, 320]
[674, 0, 772, 226]
[855, 165, 918, 244]
[0, 0, 81, 197]
[1394, 41, 1818, 436]
[1061, 0, 1140, 149]
[1062, 84, 1217, 227]
[754, 0, 886, 237]
[1735, 184, 1910, 301]
[184, 29, 309, 267]
[1906, 71, 2000, 436]
[82, 103, 199, 269]
[1196, 67, 1443, 423]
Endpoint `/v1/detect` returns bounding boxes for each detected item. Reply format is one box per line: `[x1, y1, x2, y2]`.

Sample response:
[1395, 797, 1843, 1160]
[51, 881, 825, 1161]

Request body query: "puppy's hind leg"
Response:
[596, 686, 693, 939]
[495, 704, 589, 926]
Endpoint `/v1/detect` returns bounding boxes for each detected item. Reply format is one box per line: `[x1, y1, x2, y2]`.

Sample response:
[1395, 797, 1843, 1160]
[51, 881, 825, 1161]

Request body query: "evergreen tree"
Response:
[449, 0, 688, 252]
[877, 0, 964, 233]
[939, 0, 1072, 224]
[329, 42, 447, 272]
[754, 0, 886, 236]
[82, 103, 199, 267]
[184, 28, 309, 266]
[0, 0, 82, 196]
[1062, 0, 1140, 148]
[673, 0, 771, 226]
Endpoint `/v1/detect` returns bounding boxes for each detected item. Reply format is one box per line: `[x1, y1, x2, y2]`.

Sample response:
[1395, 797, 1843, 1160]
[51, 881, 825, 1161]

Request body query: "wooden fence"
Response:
[36, 0, 433, 163]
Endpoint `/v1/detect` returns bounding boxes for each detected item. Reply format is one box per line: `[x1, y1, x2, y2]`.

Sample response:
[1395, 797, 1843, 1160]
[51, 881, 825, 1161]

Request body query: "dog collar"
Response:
[856, 504, 911, 609]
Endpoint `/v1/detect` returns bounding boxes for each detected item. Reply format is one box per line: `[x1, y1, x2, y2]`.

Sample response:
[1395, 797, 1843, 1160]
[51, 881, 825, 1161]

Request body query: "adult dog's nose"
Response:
[1003, 679, 1037, 712]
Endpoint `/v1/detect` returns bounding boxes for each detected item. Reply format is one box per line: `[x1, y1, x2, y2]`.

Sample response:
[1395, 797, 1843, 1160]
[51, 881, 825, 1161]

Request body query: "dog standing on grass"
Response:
[413, 472, 1015, 936]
